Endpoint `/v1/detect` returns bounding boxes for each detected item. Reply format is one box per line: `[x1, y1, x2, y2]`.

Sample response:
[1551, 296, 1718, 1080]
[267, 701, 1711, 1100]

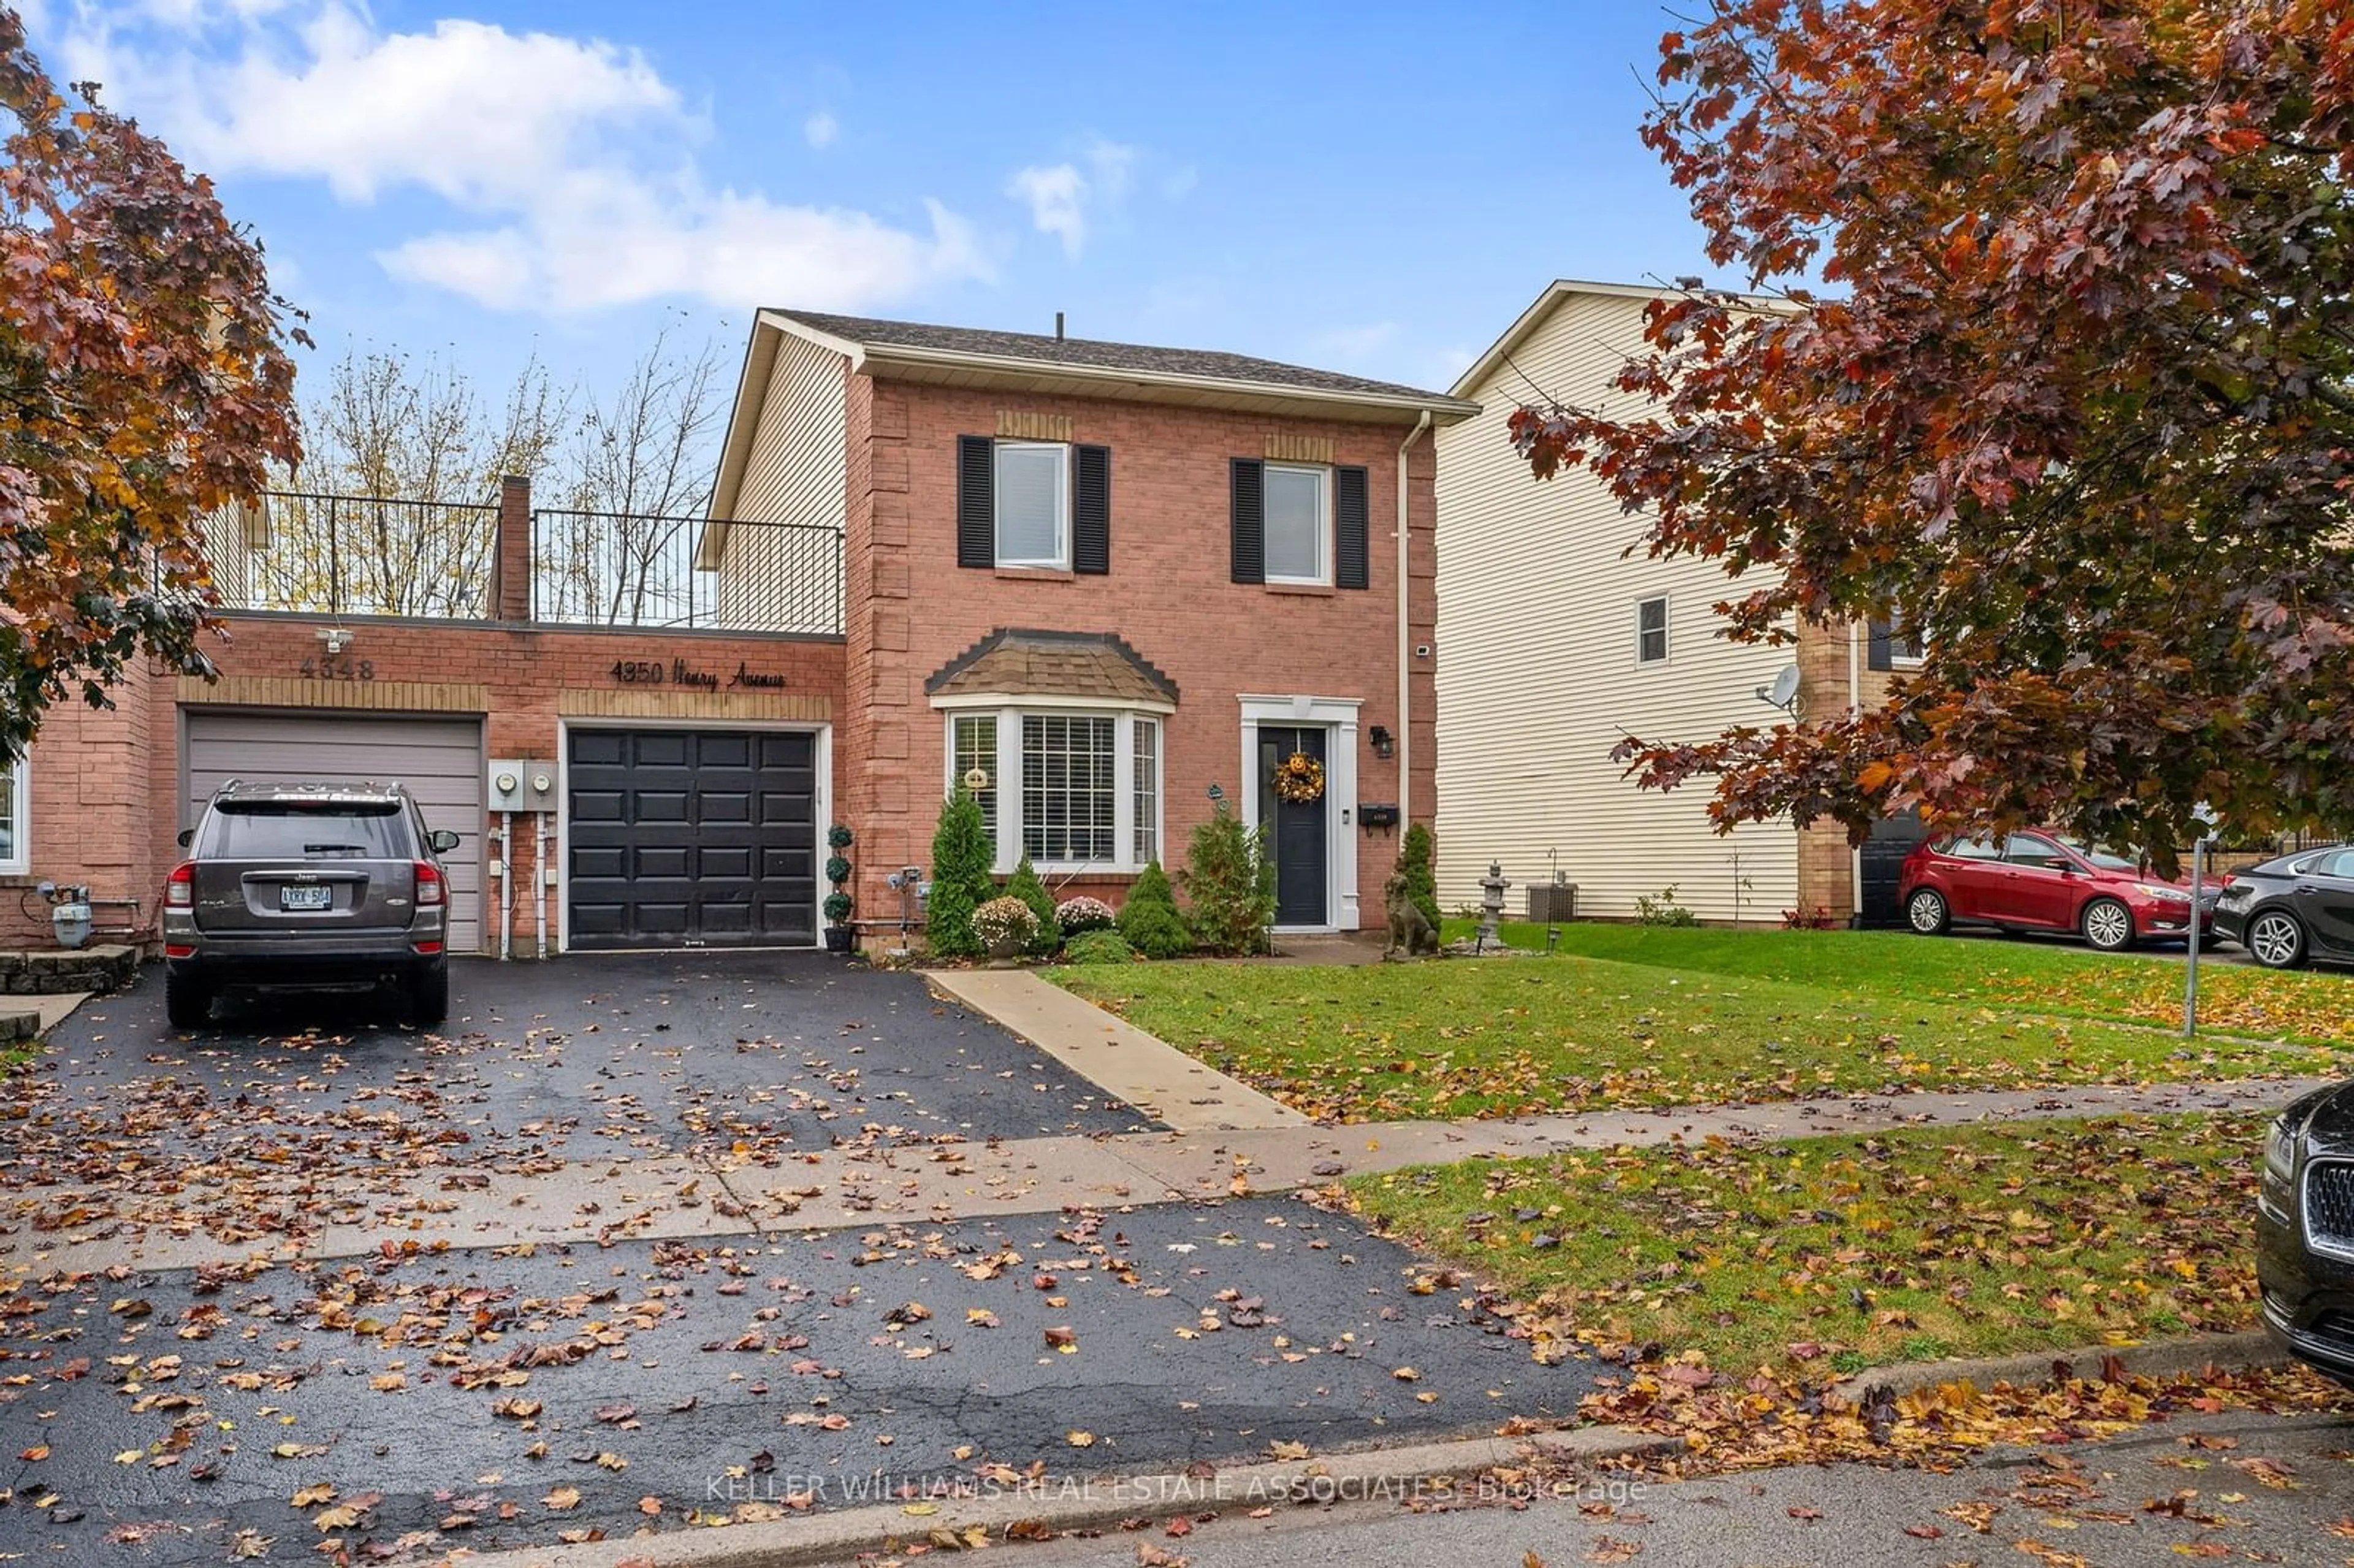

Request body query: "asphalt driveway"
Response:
[2, 955, 1154, 1252]
[0, 954, 1599, 1564]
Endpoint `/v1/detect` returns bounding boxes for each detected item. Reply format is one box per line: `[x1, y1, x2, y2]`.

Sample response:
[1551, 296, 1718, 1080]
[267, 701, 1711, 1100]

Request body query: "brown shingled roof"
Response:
[772, 308, 1460, 406]
[926, 629, 1178, 707]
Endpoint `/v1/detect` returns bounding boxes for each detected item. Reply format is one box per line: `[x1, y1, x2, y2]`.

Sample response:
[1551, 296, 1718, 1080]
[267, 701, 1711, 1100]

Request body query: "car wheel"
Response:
[164, 970, 212, 1030]
[407, 964, 449, 1027]
[2080, 897, 2136, 952]
[1906, 888, 1950, 935]
[2247, 909, 2309, 970]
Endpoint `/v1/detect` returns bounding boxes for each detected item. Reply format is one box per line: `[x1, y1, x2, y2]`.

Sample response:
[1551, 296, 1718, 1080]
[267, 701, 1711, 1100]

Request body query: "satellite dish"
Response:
[1754, 664, 1803, 715]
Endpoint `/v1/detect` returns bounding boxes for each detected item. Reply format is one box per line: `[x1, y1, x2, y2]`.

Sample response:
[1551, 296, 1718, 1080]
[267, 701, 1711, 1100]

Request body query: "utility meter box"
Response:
[487, 759, 557, 812]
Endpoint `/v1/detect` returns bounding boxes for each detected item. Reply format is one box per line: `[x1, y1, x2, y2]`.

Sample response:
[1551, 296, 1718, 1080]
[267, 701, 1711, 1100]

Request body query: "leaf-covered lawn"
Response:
[1347, 1112, 2264, 1378]
[1054, 957, 2334, 1121]
[1436, 920, 2354, 1045]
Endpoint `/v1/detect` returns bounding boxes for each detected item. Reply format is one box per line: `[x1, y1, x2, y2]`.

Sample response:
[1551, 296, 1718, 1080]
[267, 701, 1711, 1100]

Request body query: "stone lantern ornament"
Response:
[1477, 861, 1511, 953]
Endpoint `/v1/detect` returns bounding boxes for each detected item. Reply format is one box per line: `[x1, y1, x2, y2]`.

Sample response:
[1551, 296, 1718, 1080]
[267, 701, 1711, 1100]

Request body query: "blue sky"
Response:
[28, 1, 1717, 403]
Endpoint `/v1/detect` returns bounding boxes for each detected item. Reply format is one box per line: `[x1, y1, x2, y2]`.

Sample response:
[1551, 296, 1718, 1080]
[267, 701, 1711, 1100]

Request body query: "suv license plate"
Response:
[279, 885, 333, 911]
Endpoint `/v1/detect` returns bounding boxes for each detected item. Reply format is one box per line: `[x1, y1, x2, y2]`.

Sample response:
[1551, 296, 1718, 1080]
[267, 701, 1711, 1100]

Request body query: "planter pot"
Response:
[983, 934, 1024, 963]
[824, 926, 856, 956]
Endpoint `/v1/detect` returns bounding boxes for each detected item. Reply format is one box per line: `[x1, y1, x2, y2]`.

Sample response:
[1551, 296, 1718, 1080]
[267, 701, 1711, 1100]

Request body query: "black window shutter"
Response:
[1867, 618, 1893, 671]
[1230, 459, 1264, 584]
[1335, 465, 1370, 590]
[956, 435, 994, 568]
[1073, 444, 1110, 575]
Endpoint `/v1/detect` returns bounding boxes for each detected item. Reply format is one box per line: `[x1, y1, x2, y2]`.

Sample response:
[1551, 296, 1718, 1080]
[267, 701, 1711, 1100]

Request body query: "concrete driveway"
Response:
[0, 956, 1599, 1564]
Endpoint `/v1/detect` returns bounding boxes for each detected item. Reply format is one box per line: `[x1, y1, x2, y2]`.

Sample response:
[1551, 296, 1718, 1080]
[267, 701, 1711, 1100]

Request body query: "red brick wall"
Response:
[5, 619, 843, 953]
[840, 378, 1438, 930]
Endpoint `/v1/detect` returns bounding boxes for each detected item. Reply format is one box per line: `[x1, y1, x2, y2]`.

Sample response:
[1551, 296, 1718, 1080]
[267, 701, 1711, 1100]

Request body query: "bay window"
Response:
[941, 704, 1165, 872]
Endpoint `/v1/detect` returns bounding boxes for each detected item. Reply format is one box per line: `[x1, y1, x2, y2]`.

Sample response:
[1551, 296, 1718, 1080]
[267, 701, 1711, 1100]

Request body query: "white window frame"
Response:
[994, 440, 1070, 569]
[1887, 613, 1925, 668]
[0, 753, 27, 876]
[1262, 462, 1331, 586]
[938, 701, 1167, 874]
[1636, 594, 1670, 665]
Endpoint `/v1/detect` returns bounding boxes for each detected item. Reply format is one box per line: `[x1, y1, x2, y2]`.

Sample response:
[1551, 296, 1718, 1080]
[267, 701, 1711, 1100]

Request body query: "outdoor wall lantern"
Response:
[1369, 725, 1395, 760]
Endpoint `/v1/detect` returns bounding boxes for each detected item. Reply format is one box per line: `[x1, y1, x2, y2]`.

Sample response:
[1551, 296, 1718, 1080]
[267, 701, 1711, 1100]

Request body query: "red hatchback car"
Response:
[1898, 831, 2216, 952]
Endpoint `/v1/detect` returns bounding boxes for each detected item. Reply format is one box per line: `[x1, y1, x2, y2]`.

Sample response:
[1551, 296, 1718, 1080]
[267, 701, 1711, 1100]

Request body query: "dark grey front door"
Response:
[568, 729, 817, 950]
[1858, 807, 1928, 928]
[1257, 725, 1328, 927]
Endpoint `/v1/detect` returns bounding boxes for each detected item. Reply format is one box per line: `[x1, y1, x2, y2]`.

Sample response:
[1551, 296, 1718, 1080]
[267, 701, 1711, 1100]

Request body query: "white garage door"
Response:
[183, 711, 486, 954]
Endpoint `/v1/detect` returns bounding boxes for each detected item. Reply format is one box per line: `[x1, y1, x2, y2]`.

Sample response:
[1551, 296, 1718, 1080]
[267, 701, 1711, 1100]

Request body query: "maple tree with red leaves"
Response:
[0, 9, 302, 756]
[1509, 1, 2354, 872]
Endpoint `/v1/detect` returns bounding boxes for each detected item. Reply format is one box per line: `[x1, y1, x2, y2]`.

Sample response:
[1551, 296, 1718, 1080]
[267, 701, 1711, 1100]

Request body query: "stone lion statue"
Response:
[1384, 870, 1439, 959]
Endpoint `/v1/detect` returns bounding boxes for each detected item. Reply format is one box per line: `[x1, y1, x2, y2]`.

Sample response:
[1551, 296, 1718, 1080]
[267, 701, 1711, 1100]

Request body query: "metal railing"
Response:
[209, 490, 500, 618]
[197, 490, 846, 634]
[533, 509, 842, 634]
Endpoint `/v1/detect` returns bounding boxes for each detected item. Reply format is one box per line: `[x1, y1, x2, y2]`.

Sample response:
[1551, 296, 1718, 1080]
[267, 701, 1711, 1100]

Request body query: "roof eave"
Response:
[1449, 277, 1797, 402]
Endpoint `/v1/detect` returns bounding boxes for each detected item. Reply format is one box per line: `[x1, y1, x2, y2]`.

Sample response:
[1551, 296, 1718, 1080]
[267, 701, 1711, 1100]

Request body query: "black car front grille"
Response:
[2310, 1311, 2354, 1350]
[2304, 1161, 2354, 1255]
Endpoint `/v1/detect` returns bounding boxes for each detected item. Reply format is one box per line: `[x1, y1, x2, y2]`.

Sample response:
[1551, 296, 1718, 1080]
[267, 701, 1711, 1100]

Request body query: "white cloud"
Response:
[1007, 162, 1089, 257]
[1006, 136, 1140, 258]
[60, 2, 986, 313]
[802, 110, 837, 149]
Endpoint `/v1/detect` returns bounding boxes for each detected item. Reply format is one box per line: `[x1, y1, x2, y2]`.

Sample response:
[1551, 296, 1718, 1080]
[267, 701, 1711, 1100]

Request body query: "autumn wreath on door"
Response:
[1273, 750, 1326, 804]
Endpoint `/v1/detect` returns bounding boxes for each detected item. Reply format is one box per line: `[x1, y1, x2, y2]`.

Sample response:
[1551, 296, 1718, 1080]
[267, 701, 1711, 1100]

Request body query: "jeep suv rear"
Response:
[162, 782, 460, 1028]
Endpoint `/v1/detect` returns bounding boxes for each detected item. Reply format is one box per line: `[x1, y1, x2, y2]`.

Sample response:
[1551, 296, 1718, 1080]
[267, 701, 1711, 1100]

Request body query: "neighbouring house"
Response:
[1434, 280, 1923, 927]
[0, 313, 1472, 956]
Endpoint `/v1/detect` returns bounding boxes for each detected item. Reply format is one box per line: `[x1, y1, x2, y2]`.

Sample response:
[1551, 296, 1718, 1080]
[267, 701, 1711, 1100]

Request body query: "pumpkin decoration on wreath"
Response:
[1272, 750, 1327, 804]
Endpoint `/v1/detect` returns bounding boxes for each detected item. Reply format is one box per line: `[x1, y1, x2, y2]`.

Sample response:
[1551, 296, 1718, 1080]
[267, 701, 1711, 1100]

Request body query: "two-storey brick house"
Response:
[699, 311, 1477, 935]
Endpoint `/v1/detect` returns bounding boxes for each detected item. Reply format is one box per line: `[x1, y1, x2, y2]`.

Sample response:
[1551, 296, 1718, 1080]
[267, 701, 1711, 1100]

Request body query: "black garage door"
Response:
[568, 729, 818, 950]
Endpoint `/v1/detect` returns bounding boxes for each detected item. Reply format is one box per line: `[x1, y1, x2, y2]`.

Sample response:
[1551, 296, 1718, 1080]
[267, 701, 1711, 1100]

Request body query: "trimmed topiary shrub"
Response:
[1055, 895, 1116, 935]
[1396, 822, 1441, 935]
[1061, 929, 1135, 965]
[1004, 856, 1062, 955]
[926, 788, 995, 959]
[1180, 801, 1275, 955]
[1116, 862, 1193, 959]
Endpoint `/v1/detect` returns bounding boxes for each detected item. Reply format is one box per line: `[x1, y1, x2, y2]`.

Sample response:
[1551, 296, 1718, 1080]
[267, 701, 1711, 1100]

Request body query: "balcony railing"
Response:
[533, 509, 843, 634]
[210, 491, 499, 619]
[201, 489, 845, 635]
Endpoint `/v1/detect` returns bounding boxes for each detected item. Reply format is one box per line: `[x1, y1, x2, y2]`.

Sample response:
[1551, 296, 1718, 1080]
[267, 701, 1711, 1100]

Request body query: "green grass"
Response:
[1053, 956, 2334, 1122]
[1346, 1112, 2263, 1376]
[1435, 919, 2354, 1045]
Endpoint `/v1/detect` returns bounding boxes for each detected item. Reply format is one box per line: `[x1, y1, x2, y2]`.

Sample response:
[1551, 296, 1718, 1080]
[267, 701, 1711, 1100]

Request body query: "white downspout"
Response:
[1848, 621, 1864, 922]
[535, 811, 549, 961]
[1396, 409, 1433, 831]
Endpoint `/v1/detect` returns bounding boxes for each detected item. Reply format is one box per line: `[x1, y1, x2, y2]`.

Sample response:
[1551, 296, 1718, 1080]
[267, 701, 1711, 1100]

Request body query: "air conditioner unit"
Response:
[1526, 882, 1577, 923]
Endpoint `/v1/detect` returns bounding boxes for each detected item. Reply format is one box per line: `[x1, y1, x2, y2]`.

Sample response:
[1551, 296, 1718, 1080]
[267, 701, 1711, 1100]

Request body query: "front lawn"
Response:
[1053, 957, 2333, 1121]
[1436, 919, 2354, 1045]
[1346, 1112, 2262, 1377]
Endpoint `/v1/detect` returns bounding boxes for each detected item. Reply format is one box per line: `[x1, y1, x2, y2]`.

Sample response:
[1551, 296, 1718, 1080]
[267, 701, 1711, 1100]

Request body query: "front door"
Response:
[1997, 833, 2078, 928]
[2293, 846, 2354, 956]
[1257, 725, 1328, 927]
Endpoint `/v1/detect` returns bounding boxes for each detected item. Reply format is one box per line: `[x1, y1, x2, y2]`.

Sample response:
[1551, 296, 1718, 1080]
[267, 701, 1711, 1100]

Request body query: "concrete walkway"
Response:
[0, 969, 2320, 1276]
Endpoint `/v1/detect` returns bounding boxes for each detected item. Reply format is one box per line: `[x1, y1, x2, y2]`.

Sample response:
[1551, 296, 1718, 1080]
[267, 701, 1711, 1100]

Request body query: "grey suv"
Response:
[162, 780, 460, 1028]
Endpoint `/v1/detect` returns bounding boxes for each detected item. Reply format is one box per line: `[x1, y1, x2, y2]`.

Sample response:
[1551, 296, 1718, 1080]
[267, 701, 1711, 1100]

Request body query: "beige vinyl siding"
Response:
[1434, 289, 1798, 924]
[715, 331, 847, 632]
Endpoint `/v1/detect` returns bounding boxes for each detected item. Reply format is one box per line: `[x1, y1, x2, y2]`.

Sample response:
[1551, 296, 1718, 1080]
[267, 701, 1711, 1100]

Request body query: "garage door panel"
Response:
[567, 728, 817, 950]
[698, 845, 752, 880]
[633, 846, 690, 880]
[185, 711, 485, 953]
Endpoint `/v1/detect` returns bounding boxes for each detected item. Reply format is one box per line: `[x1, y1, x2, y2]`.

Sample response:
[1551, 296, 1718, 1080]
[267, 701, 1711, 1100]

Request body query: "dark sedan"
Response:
[2258, 1082, 2354, 1387]
[2214, 845, 2354, 969]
